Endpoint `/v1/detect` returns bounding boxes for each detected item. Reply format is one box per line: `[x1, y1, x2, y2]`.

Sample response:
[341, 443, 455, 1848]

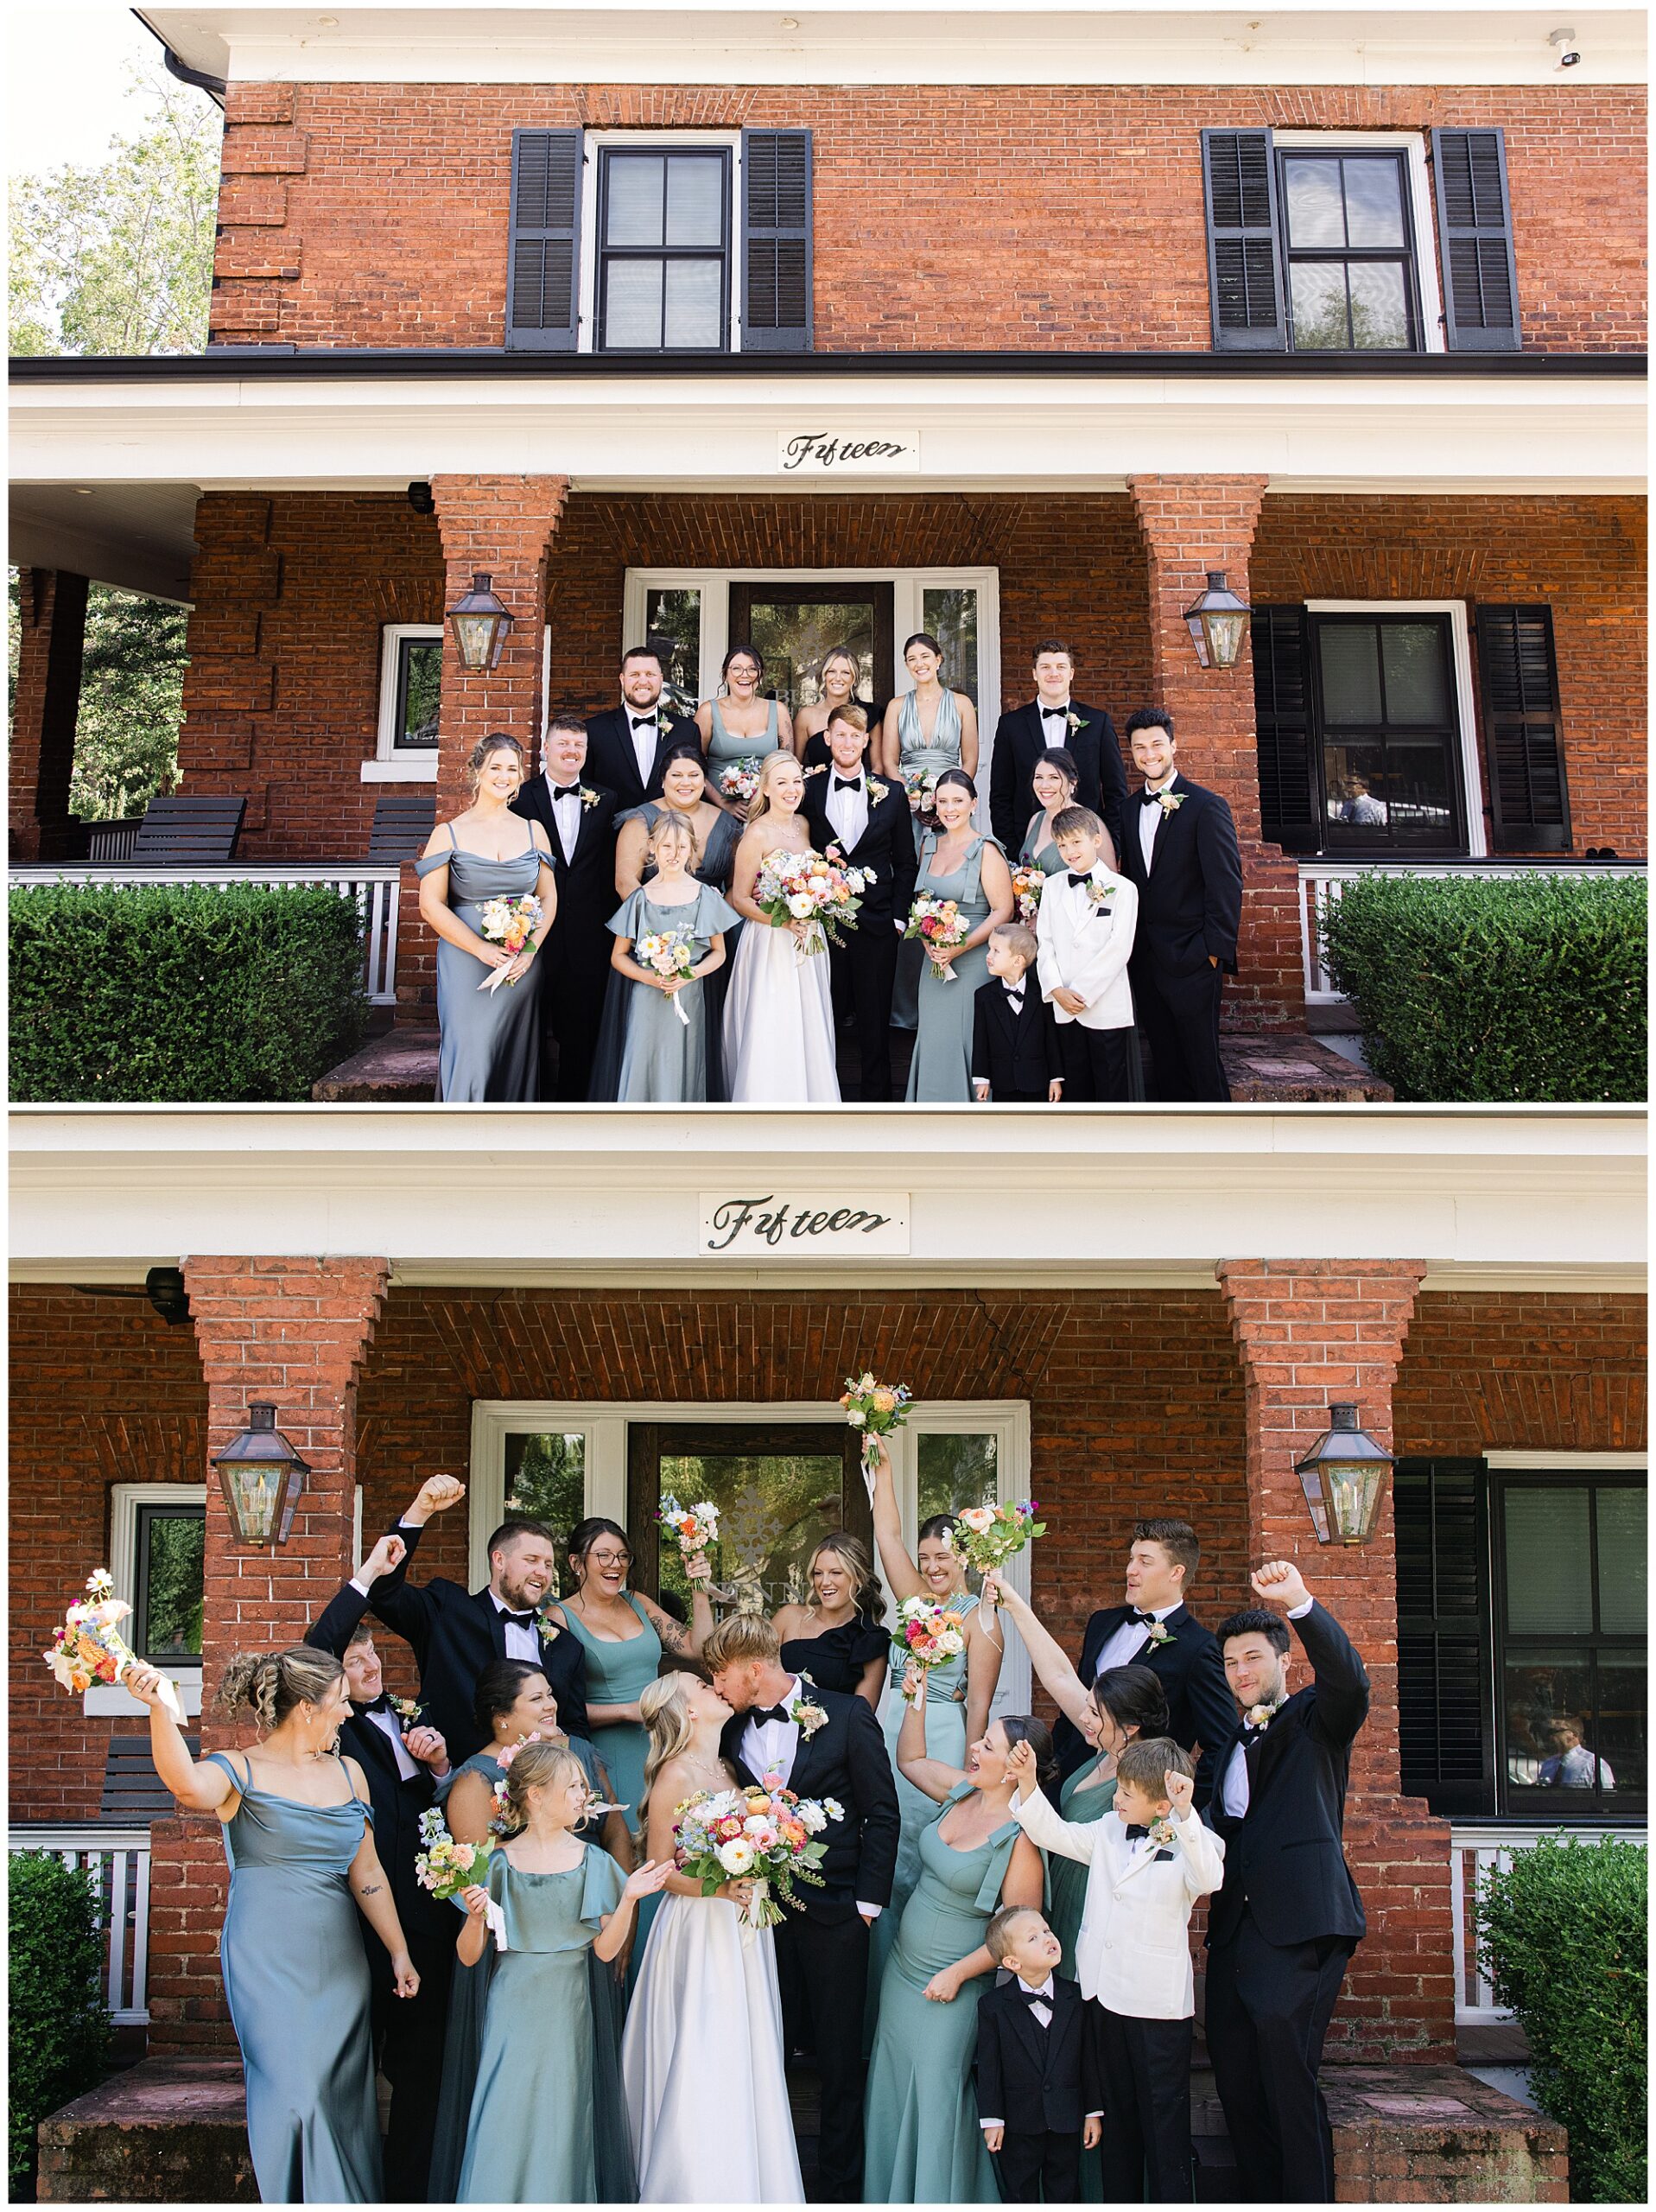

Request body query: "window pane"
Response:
[1343, 156, 1406, 246]
[1596, 1656, 1646, 1794]
[606, 156, 664, 246]
[922, 588, 980, 709]
[504, 1433, 587, 1596]
[605, 259, 663, 347]
[1506, 1489, 1593, 1633]
[663, 257, 723, 347]
[140, 1510, 204, 1660]
[1323, 742, 1390, 830]
[656, 1451, 841, 1615]
[1347, 261, 1410, 349]
[644, 588, 701, 714]
[396, 639, 441, 749]
[1290, 262, 1351, 349]
[1382, 740, 1456, 838]
[1318, 623, 1384, 723]
[1598, 1489, 1647, 1634]
[746, 600, 876, 717]
[1502, 1650, 1592, 1787]
[665, 156, 725, 246]
[1380, 625, 1449, 723]
[1285, 157, 1346, 247]
[917, 1433, 999, 1525]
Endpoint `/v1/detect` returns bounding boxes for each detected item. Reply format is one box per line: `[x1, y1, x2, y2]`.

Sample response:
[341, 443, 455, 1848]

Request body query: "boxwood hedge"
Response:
[9, 1851, 111, 2196]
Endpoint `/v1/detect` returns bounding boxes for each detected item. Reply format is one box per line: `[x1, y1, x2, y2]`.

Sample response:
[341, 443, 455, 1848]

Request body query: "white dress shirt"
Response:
[628, 710, 660, 785]
[1037, 697, 1073, 751]
[825, 769, 871, 853]
[1220, 1599, 1316, 1818]
[1139, 776, 1177, 873]
[489, 1587, 545, 1667]
[1093, 1600, 1182, 1678]
[364, 1704, 421, 1781]
[545, 776, 583, 864]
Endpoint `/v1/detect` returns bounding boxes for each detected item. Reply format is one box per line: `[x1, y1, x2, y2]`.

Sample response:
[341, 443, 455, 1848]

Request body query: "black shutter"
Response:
[741, 129, 812, 353]
[1395, 1460, 1494, 1817]
[1201, 128, 1285, 352]
[1475, 605, 1571, 852]
[1431, 129, 1520, 353]
[505, 128, 583, 353]
[1252, 605, 1321, 852]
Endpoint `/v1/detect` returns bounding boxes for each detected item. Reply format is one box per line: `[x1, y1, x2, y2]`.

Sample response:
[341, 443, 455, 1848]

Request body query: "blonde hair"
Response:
[701, 1611, 782, 1673]
[991, 920, 1038, 968]
[498, 1740, 587, 1834]
[217, 1646, 342, 1734]
[826, 701, 868, 735]
[649, 811, 700, 868]
[464, 732, 527, 796]
[985, 1904, 1047, 1964]
[638, 1672, 697, 1814]
[746, 749, 803, 825]
[1115, 1736, 1192, 1796]
[808, 1530, 879, 1620]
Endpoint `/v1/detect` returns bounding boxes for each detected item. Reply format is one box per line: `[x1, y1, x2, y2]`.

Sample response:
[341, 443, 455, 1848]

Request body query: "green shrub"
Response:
[9, 1853, 111, 2196]
[10, 881, 369, 1103]
[1475, 1834, 1646, 2202]
[1319, 873, 1646, 1103]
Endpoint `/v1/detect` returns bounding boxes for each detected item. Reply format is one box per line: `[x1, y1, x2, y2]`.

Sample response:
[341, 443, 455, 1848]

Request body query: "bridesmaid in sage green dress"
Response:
[1019, 748, 1082, 875]
[862, 1675, 1048, 2206]
[124, 1648, 416, 2206]
[697, 645, 792, 810]
[881, 632, 978, 1031]
[905, 770, 1016, 1103]
[606, 818, 739, 1103]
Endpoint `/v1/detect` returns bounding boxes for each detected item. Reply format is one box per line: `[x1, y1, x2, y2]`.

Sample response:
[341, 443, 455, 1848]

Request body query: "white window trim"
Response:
[468, 1395, 1034, 1708]
[365, 623, 442, 783]
[1272, 130, 1446, 356]
[1304, 598, 1486, 858]
[1485, 1452, 1647, 1472]
[578, 130, 744, 358]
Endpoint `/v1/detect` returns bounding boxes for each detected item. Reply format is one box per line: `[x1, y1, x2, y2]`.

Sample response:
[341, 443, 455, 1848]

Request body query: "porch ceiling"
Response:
[8, 480, 199, 603]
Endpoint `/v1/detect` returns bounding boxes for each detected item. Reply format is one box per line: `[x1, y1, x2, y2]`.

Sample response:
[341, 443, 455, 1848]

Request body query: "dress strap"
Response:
[973, 1817, 1025, 1914]
[203, 1748, 249, 1793]
[764, 697, 778, 744]
[446, 820, 460, 851]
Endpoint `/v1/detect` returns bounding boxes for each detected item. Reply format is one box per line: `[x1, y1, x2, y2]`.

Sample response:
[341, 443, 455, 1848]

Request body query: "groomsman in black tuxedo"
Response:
[800, 702, 917, 1100]
[707, 1613, 900, 2203]
[511, 712, 619, 1099]
[307, 1531, 456, 2202]
[1204, 1561, 1369, 2203]
[1118, 707, 1244, 1103]
[1053, 1517, 1235, 1802]
[585, 644, 702, 810]
[990, 640, 1127, 866]
[361, 1473, 589, 1761]
[972, 921, 1064, 1102]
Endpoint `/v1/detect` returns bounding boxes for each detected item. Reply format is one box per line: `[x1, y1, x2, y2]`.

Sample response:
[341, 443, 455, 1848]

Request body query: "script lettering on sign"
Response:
[778, 430, 920, 474]
[700, 1192, 911, 1256]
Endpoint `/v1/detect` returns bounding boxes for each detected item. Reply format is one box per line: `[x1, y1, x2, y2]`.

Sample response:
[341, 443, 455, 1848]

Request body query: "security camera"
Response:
[1549, 28, 1583, 67]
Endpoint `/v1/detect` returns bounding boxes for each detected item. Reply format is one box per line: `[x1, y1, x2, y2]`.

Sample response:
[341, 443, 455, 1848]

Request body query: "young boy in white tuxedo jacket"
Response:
[1034, 804, 1145, 1101]
[1008, 1735, 1223, 2202]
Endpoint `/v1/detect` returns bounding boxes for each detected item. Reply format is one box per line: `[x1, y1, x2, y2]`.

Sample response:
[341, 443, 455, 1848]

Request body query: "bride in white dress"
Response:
[722, 751, 841, 1102]
[621, 1672, 804, 2204]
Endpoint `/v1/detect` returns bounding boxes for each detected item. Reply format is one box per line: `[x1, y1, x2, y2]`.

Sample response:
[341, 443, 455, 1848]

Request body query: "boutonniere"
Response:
[579, 785, 600, 810]
[388, 1695, 424, 1732]
[1148, 1815, 1178, 1850]
[1085, 880, 1117, 910]
[1065, 710, 1087, 737]
[790, 1695, 829, 1738]
[1156, 789, 1186, 817]
[535, 1606, 562, 1648]
[1245, 1700, 1282, 1732]
[867, 778, 890, 805]
[803, 761, 828, 778]
[1143, 1617, 1175, 1646]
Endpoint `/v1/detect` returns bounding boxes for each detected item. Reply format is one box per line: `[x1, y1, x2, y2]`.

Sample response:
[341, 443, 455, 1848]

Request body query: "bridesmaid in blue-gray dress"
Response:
[605, 820, 739, 1103]
[125, 1647, 416, 2205]
[905, 769, 1016, 1103]
[881, 632, 980, 1032]
[1019, 748, 1082, 874]
[696, 645, 793, 811]
[416, 734, 557, 1103]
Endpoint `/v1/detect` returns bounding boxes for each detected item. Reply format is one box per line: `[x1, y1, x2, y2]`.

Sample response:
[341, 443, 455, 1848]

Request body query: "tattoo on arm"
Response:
[654, 1611, 689, 1655]
[358, 1881, 384, 1896]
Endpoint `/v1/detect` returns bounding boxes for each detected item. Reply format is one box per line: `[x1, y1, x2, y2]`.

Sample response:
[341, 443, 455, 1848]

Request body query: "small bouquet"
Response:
[673, 1777, 833, 1932]
[902, 767, 940, 823]
[840, 1371, 912, 1481]
[1011, 865, 1046, 928]
[477, 893, 543, 994]
[658, 1494, 720, 1560]
[718, 755, 766, 809]
[945, 1499, 1046, 1575]
[635, 927, 697, 1027]
[752, 848, 869, 961]
[904, 893, 968, 981]
[416, 1807, 495, 1901]
[44, 1570, 181, 1719]
[890, 1596, 969, 1700]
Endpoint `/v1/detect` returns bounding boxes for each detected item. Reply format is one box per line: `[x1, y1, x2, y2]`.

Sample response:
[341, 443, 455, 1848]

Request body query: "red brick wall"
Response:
[1396, 1290, 1648, 1452]
[210, 81, 1647, 353]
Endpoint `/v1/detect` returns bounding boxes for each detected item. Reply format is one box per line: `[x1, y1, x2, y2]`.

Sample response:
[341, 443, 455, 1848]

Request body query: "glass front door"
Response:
[726, 583, 897, 723]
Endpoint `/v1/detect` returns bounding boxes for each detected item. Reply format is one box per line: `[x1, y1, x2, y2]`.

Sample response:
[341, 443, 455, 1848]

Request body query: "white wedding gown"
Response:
[622, 1891, 804, 2202]
[722, 915, 841, 1102]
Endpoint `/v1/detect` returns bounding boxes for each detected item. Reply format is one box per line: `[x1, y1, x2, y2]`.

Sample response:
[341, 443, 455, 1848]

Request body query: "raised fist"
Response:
[1250, 1559, 1311, 1614]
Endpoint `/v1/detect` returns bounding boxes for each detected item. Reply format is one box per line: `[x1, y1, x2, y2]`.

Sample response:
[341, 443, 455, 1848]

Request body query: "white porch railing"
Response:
[8, 862, 404, 1007]
[9, 1826, 153, 2024]
[1299, 861, 1647, 1007]
[1450, 1821, 1647, 2025]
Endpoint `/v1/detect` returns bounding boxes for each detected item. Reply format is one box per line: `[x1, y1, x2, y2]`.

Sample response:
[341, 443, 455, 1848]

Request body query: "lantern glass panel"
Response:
[1319, 1456, 1383, 1544]
[1202, 611, 1250, 669]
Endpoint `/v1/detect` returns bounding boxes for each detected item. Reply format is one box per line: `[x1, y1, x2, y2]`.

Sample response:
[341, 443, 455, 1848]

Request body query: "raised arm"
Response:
[365, 1476, 467, 1656]
[895, 1667, 966, 1803]
[866, 1435, 924, 1604]
[124, 1663, 241, 1816]
[962, 1607, 1003, 1746]
[1005, 1738, 1098, 1865]
[980, 1572, 1094, 1735]
[1253, 1561, 1370, 1749]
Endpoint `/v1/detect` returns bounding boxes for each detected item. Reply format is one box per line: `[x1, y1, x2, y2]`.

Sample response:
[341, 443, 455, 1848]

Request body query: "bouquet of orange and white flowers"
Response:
[841, 1371, 912, 1479]
[634, 926, 697, 1027]
[902, 767, 941, 824]
[658, 1494, 720, 1560]
[753, 848, 869, 960]
[904, 893, 968, 981]
[718, 756, 767, 808]
[44, 1570, 182, 1718]
[1011, 865, 1045, 928]
[416, 1807, 495, 1900]
[945, 1499, 1046, 1574]
[477, 893, 543, 992]
[673, 1777, 834, 1930]
[890, 1596, 969, 1700]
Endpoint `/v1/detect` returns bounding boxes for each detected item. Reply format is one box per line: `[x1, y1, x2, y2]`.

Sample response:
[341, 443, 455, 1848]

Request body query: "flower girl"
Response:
[604, 815, 739, 1102]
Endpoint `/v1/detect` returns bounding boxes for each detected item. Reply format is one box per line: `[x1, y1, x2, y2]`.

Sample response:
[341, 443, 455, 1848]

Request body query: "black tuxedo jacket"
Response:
[1118, 773, 1244, 977]
[584, 706, 702, 810]
[975, 1973, 1096, 2136]
[801, 768, 918, 928]
[362, 1520, 589, 1764]
[1054, 1600, 1236, 1808]
[1204, 1600, 1369, 1950]
[990, 701, 1126, 865]
[511, 775, 619, 951]
[972, 975, 1062, 1098]
[720, 1684, 900, 1920]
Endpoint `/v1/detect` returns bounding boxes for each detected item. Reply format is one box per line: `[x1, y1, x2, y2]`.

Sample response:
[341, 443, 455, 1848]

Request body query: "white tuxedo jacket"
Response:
[1012, 1784, 1224, 2018]
[1034, 864, 1139, 1029]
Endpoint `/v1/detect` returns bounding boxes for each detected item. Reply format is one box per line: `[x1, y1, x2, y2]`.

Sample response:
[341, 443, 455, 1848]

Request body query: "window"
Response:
[1315, 614, 1463, 849]
[369, 625, 443, 782]
[133, 1503, 205, 1662]
[502, 1432, 588, 1597]
[1280, 149, 1420, 351]
[597, 148, 732, 353]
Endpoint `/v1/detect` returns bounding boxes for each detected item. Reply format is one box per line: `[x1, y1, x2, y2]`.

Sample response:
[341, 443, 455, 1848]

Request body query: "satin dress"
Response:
[415, 827, 544, 1103]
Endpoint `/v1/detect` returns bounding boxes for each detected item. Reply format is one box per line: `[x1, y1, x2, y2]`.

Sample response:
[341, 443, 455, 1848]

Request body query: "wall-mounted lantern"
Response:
[1295, 1402, 1394, 1546]
[213, 1402, 310, 1547]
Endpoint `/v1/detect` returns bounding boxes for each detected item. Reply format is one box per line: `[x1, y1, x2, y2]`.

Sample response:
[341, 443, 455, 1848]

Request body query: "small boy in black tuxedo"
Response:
[973, 923, 1064, 1103]
[975, 1906, 1102, 2202]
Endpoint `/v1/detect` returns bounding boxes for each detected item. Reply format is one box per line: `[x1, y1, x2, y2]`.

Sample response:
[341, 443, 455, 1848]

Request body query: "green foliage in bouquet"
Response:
[9, 1853, 111, 2196]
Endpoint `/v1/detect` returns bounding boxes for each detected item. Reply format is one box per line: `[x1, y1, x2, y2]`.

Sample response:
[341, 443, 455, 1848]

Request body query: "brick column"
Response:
[1128, 477, 1302, 1027]
[10, 568, 88, 861]
[145, 1256, 389, 2052]
[1216, 1258, 1456, 2061]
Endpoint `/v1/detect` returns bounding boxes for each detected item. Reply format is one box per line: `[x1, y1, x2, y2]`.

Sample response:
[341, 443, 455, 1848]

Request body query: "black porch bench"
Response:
[129, 795, 246, 864]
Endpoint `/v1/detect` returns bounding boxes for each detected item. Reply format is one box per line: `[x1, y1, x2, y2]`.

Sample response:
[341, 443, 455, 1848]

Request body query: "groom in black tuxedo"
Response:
[801, 703, 917, 1101]
[1118, 707, 1244, 1103]
[990, 639, 1127, 865]
[1053, 1516, 1236, 1804]
[512, 712, 619, 1100]
[707, 1612, 901, 2203]
[585, 643, 703, 810]
[1204, 1562, 1369, 2203]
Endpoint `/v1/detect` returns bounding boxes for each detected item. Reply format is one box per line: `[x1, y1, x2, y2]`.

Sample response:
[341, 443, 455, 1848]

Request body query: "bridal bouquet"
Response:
[841, 1371, 913, 1479]
[890, 1596, 969, 1699]
[1011, 865, 1045, 928]
[673, 1777, 833, 1930]
[753, 849, 869, 960]
[904, 893, 968, 980]
[718, 756, 766, 808]
[945, 1499, 1046, 1574]
[416, 1807, 495, 1900]
[477, 893, 543, 993]
[44, 1570, 182, 1719]
[635, 927, 697, 1027]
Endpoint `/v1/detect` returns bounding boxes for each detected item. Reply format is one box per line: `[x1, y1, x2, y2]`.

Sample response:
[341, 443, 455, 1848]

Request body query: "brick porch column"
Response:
[145, 1256, 389, 2053]
[10, 568, 88, 861]
[1127, 477, 1302, 1028]
[1216, 1258, 1456, 2062]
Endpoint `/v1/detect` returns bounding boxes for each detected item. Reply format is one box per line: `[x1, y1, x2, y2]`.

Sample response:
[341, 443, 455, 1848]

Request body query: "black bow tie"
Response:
[550, 784, 582, 803]
[500, 1609, 538, 1630]
[1124, 1822, 1151, 1840]
[1140, 785, 1172, 807]
[1068, 871, 1094, 890]
[752, 1703, 793, 1726]
[833, 776, 863, 793]
[1133, 1608, 1161, 1625]
[1040, 706, 1069, 721]
[631, 715, 658, 731]
[1005, 985, 1025, 1007]
[1017, 1983, 1054, 2009]
[354, 1693, 393, 1717]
